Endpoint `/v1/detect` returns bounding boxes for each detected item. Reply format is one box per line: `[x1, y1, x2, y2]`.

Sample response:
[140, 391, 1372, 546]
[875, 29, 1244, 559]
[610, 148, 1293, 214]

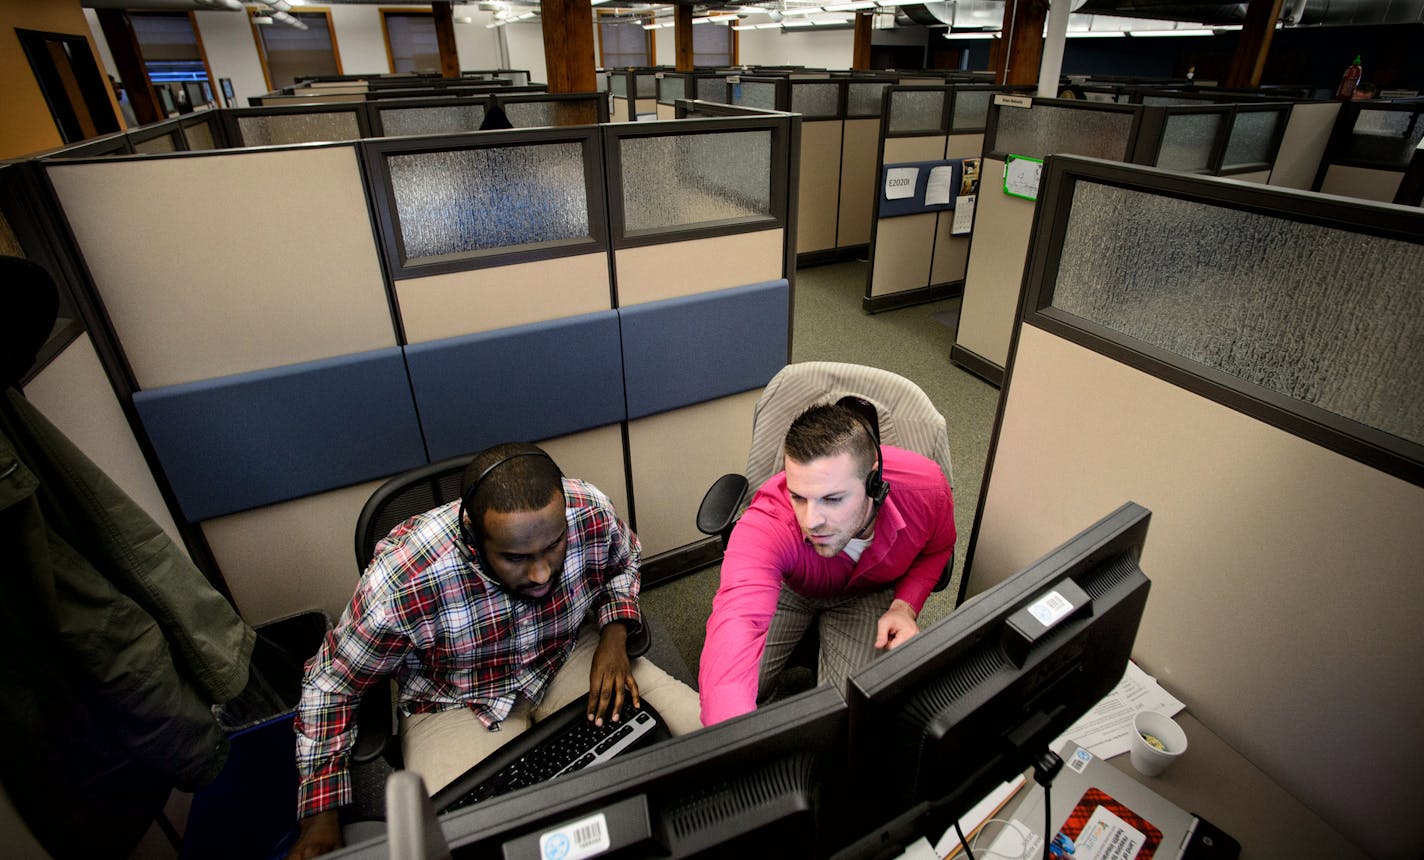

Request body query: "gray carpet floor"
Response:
[639, 260, 1002, 686]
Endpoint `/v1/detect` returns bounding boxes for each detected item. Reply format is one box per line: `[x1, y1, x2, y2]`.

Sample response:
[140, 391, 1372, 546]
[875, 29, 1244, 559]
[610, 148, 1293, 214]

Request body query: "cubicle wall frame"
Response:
[1313, 100, 1424, 194]
[1216, 102, 1292, 177]
[13, 151, 238, 600]
[601, 116, 793, 250]
[1129, 102, 1293, 177]
[221, 102, 374, 145]
[366, 93, 610, 136]
[1024, 155, 1423, 492]
[360, 126, 610, 286]
[982, 97, 1147, 162]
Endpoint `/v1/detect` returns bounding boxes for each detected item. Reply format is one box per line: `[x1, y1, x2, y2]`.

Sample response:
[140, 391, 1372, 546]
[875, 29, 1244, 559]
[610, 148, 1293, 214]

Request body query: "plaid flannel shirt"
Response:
[294, 478, 641, 817]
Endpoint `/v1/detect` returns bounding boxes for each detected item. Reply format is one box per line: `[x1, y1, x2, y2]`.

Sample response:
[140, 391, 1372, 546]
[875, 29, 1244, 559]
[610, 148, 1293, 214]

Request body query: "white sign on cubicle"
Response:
[1003, 154, 1044, 202]
[884, 167, 918, 201]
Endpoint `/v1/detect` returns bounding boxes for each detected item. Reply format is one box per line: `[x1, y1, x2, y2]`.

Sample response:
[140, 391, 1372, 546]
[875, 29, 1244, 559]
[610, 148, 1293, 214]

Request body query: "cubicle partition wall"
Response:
[966, 154, 1422, 860]
[655, 73, 692, 120]
[863, 85, 1010, 312]
[1316, 101, 1424, 205]
[787, 76, 899, 265]
[607, 69, 664, 122]
[29, 111, 797, 627]
[953, 96, 1301, 385]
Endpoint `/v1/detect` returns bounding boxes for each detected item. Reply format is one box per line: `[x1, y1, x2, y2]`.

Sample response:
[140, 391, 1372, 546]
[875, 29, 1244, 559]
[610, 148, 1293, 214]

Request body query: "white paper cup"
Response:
[1130, 711, 1188, 776]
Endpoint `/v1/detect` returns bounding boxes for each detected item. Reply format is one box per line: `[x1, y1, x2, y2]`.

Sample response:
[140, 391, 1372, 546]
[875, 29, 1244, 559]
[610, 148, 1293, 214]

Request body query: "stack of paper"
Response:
[1051, 660, 1185, 760]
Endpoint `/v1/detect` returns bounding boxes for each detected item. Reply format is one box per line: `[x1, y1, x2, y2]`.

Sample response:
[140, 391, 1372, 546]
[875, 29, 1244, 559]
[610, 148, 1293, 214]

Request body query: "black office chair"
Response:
[696, 362, 959, 689]
[348, 454, 651, 768]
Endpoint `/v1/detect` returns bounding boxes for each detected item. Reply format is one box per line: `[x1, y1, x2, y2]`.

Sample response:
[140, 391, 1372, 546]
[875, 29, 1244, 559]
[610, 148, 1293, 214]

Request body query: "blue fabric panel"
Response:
[405, 310, 625, 461]
[621, 279, 789, 420]
[878, 159, 964, 218]
[133, 347, 427, 523]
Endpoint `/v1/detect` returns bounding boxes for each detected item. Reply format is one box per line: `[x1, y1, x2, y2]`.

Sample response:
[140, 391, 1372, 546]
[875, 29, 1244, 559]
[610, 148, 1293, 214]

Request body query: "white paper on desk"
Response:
[1051, 661, 1186, 760]
[925, 166, 954, 206]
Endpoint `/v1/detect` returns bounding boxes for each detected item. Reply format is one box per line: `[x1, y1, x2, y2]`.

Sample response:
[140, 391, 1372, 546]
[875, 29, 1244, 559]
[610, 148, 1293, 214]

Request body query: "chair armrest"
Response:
[931, 546, 957, 593]
[626, 617, 652, 660]
[350, 680, 396, 765]
[697, 473, 749, 541]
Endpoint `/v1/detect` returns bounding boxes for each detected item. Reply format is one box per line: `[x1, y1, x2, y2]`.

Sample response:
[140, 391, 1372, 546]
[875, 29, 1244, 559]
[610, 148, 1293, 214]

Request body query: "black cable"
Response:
[955, 819, 976, 860]
[1042, 782, 1052, 860]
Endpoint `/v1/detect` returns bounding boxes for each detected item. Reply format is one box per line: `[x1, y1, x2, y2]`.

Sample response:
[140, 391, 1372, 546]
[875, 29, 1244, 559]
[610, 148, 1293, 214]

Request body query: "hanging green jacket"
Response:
[0, 387, 255, 857]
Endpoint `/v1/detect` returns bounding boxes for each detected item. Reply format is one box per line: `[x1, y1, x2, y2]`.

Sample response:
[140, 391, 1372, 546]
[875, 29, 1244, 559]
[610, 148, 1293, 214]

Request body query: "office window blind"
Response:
[1052, 180, 1424, 446]
[693, 23, 732, 67]
[384, 12, 440, 74]
[601, 21, 649, 69]
[254, 12, 339, 90]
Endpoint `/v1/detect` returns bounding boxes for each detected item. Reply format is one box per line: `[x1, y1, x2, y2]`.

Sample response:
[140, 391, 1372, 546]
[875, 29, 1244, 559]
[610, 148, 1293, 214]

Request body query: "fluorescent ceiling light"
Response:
[943, 31, 996, 39]
[783, 19, 815, 26]
[782, 7, 823, 15]
[1130, 28, 1214, 36]
[824, 0, 877, 9]
[643, 21, 659, 28]
[733, 23, 757, 29]
[1066, 30, 1125, 36]
[877, 0, 929, 7]
[755, 21, 782, 27]
[253, 15, 273, 24]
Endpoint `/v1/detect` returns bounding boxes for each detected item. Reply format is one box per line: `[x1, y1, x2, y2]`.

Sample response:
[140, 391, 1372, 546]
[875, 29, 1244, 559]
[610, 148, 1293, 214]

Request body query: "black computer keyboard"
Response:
[434, 696, 663, 814]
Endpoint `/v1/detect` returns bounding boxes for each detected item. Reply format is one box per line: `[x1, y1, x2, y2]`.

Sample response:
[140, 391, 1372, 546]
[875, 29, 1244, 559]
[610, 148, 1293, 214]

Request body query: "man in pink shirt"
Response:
[699, 401, 956, 726]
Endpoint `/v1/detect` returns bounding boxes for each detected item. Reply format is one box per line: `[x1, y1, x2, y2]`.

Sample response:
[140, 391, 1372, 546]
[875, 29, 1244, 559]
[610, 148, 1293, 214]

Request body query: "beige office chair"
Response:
[695, 361, 960, 687]
[698, 361, 957, 593]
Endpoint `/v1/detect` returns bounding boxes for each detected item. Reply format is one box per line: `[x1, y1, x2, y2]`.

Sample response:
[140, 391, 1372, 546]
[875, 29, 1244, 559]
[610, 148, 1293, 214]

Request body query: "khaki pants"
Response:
[400, 621, 702, 794]
[757, 584, 894, 701]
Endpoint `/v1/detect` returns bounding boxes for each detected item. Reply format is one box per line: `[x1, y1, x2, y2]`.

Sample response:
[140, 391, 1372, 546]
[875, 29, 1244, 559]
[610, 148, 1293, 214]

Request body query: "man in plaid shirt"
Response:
[287, 442, 701, 859]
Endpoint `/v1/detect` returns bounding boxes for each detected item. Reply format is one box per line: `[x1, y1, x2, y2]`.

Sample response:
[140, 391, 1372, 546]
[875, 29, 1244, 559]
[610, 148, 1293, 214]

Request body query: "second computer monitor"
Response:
[835, 501, 1153, 857]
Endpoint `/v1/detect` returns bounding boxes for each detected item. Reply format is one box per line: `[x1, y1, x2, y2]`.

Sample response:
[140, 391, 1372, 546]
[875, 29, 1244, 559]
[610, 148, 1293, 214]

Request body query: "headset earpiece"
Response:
[836, 396, 890, 506]
[457, 449, 562, 565]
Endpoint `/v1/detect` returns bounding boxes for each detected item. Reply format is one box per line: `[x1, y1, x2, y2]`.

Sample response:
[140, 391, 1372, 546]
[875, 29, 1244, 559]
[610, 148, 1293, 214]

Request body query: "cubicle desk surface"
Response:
[991, 714, 1365, 859]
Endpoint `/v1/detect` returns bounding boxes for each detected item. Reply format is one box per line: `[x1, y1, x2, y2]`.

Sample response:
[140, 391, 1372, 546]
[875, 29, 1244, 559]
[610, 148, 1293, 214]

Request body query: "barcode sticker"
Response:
[1027, 590, 1073, 628]
[539, 813, 611, 860]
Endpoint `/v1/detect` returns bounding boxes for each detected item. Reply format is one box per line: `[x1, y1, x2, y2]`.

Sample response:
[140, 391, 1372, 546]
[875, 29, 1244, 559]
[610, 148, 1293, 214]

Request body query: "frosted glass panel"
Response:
[847, 82, 889, 116]
[381, 105, 484, 135]
[736, 81, 779, 111]
[620, 130, 772, 233]
[1053, 181, 1424, 445]
[610, 75, 628, 97]
[1156, 112, 1223, 172]
[237, 112, 361, 146]
[951, 90, 991, 131]
[388, 143, 590, 262]
[888, 90, 945, 134]
[792, 83, 839, 118]
[507, 101, 598, 127]
[1223, 110, 1283, 167]
[183, 122, 216, 151]
[659, 76, 686, 102]
[1344, 108, 1424, 167]
[636, 75, 657, 98]
[697, 77, 727, 103]
[133, 134, 177, 154]
[994, 104, 1133, 160]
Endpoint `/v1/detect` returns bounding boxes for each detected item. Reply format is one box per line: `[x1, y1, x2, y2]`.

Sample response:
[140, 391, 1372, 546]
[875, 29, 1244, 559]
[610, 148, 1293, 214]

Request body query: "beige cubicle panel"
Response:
[45, 147, 396, 389]
[882, 135, 946, 164]
[21, 333, 186, 551]
[1226, 169, 1272, 184]
[868, 213, 936, 297]
[205, 423, 631, 626]
[614, 228, 784, 306]
[946, 133, 984, 159]
[656, 103, 677, 121]
[395, 253, 613, 343]
[796, 121, 842, 254]
[626, 390, 761, 558]
[928, 220, 971, 285]
[954, 157, 1036, 379]
[971, 323, 1423, 860]
[1319, 163, 1405, 203]
[1268, 102, 1340, 190]
[635, 98, 657, 119]
[836, 118, 880, 247]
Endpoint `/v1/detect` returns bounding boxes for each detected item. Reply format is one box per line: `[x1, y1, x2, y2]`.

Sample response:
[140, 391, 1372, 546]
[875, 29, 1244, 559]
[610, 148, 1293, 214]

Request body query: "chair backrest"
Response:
[743, 362, 954, 493]
[354, 454, 473, 574]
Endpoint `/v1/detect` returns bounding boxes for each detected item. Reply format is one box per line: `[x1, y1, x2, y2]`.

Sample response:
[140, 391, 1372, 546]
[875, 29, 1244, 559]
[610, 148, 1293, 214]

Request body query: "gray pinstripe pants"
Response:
[756, 584, 895, 701]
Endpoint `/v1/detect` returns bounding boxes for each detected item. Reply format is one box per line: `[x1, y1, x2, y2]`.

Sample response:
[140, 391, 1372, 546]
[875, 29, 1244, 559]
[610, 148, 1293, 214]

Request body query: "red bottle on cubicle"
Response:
[1335, 55, 1363, 100]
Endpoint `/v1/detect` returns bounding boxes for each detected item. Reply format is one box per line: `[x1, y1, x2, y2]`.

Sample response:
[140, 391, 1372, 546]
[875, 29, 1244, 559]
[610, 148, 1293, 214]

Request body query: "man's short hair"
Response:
[783, 403, 877, 477]
[461, 443, 564, 540]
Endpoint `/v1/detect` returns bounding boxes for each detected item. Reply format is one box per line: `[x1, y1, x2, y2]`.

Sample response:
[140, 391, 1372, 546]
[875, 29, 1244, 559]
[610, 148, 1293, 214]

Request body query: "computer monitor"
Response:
[331, 684, 848, 859]
[832, 501, 1153, 858]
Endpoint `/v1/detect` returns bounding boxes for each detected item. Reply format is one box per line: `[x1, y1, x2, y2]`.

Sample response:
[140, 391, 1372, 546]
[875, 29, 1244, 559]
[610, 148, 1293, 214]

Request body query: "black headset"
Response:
[456, 449, 563, 564]
[835, 395, 890, 506]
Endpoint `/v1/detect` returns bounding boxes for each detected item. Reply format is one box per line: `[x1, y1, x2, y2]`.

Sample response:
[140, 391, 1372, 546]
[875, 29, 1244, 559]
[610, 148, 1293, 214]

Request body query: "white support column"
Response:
[1037, 0, 1072, 98]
